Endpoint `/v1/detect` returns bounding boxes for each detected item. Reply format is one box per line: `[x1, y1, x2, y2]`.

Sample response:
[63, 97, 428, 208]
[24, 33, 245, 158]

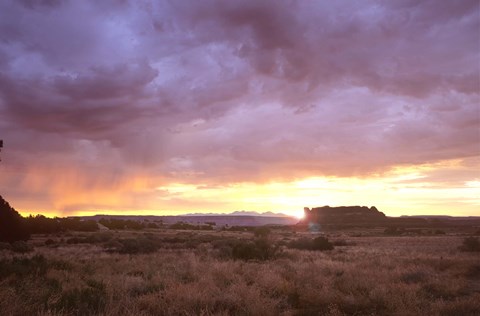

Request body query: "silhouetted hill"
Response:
[303, 206, 388, 225]
[302, 205, 480, 228]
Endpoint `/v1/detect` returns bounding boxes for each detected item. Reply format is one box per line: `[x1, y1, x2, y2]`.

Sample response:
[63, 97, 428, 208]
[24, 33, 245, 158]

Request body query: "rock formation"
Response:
[302, 205, 388, 225]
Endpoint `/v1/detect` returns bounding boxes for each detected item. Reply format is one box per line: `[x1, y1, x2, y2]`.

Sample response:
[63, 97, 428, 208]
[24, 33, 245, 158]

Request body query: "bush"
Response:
[332, 239, 351, 246]
[460, 237, 480, 252]
[225, 226, 255, 232]
[231, 241, 258, 260]
[254, 227, 271, 238]
[212, 237, 279, 261]
[45, 239, 56, 245]
[0, 255, 48, 279]
[169, 222, 213, 231]
[384, 227, 400, 236]
[400, 271, 428, 284]
[99, 218, 144, 230]
[66, 237, 83, 244]
[288, 238, 310, 250]
[147, 222, 159, 229]
[211, 238, 239, 258]
[311, 236, 334, 250]
[102, 238, 122, 251]
[231, 238, 279, 261]
[106, 237, 159, 254]
[288, 236, 334, 251]
[465, 264, 480, 279]
[11, 240, 34, 253]
[66, 232, 113, 245]
[0, 242, 11, 251]
[54, 280, 107, 315]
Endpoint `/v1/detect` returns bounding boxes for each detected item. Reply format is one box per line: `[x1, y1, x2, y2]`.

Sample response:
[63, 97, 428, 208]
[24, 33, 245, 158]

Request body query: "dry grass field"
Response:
[0, 228, 479, 316]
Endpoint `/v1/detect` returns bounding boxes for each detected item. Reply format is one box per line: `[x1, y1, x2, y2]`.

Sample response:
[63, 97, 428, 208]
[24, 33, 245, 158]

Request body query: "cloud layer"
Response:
[0, 0, 478, 214]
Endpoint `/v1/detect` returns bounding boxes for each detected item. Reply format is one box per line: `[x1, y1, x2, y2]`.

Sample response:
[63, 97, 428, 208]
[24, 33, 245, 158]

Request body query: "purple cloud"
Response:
[0, 0, 478, 213]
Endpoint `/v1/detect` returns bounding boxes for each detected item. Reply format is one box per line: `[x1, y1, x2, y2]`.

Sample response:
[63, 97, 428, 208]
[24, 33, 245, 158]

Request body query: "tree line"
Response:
[0, 195, 98, 243]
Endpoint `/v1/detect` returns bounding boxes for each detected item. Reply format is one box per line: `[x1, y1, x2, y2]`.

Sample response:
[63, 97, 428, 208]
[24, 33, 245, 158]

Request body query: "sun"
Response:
[292, 210, 305, 220]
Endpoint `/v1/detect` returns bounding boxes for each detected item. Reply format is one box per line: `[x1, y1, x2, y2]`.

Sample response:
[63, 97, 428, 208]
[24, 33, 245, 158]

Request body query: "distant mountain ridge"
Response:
[76, 206, 480, 229]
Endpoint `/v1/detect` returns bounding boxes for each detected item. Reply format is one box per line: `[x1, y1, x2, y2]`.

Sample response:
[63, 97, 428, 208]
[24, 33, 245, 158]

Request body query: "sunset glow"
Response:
[0, 1, 478, 218]
[8, 158, 479, 218]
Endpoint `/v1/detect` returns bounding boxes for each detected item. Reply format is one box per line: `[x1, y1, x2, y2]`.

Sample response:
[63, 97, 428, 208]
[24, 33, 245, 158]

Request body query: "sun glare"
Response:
[292, 210, 305, 220]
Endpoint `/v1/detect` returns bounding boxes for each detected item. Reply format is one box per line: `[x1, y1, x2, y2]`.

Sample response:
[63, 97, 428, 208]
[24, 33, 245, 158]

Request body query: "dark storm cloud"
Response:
[0, 0, 478, 211]
[177, 0, 478, 95]
[0, 62, 158, 135]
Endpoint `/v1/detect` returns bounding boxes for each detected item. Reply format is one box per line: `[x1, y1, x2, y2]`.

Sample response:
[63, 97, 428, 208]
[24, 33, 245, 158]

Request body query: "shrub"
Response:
[211, 238, 239, 258]
[106, 237, 159, 254]
[11, 241, 34, 253]
[231, 241, 258, 260]
[226, 226, 254, 232]
[254, 227, 271, 238]
[465, 264, 480, 279]
[169, 222, 213, 231]
[332, 239, 351, 246]
[95, 232, 113, 242]
[420, 283, 456, 300]
[231, 238, 279, 261]
[99, 218, 144, 230]
[147, 222, 159, 229]
[66, 232, 113, 245]
[66, 237, 83, 244]
[288, 236, 334, 251]
[45, 238, 55, 245]
[384, 227, 400, 236]
[54, 280, 107, 315]
[439, 300, 480, 316]
[0, 242, 11, 250]
[288, 238, 311, 250]
[459, 237, 480, 252]
[103, 238, 123, 250]
[311, 236, 334, 250]
[212, 237, 279, 261]
[0, 255, 48, 279]
[400, 271, 428, 284]
[129, 283, 164, 297]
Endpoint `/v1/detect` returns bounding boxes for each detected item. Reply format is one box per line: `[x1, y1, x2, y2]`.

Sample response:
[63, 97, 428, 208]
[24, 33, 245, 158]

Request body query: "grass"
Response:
[0, 229, 479, 315]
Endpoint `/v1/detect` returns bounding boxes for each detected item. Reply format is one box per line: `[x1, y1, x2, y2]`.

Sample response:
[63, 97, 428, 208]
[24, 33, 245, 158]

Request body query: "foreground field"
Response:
[0, 229, 479, 316]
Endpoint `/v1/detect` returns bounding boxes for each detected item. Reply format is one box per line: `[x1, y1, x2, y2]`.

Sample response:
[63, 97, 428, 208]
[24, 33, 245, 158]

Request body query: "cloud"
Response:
[0, 0, 478, 213]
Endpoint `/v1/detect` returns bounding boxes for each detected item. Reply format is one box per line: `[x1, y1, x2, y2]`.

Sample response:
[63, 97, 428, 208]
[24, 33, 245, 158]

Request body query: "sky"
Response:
[0, 0, 479, 218]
